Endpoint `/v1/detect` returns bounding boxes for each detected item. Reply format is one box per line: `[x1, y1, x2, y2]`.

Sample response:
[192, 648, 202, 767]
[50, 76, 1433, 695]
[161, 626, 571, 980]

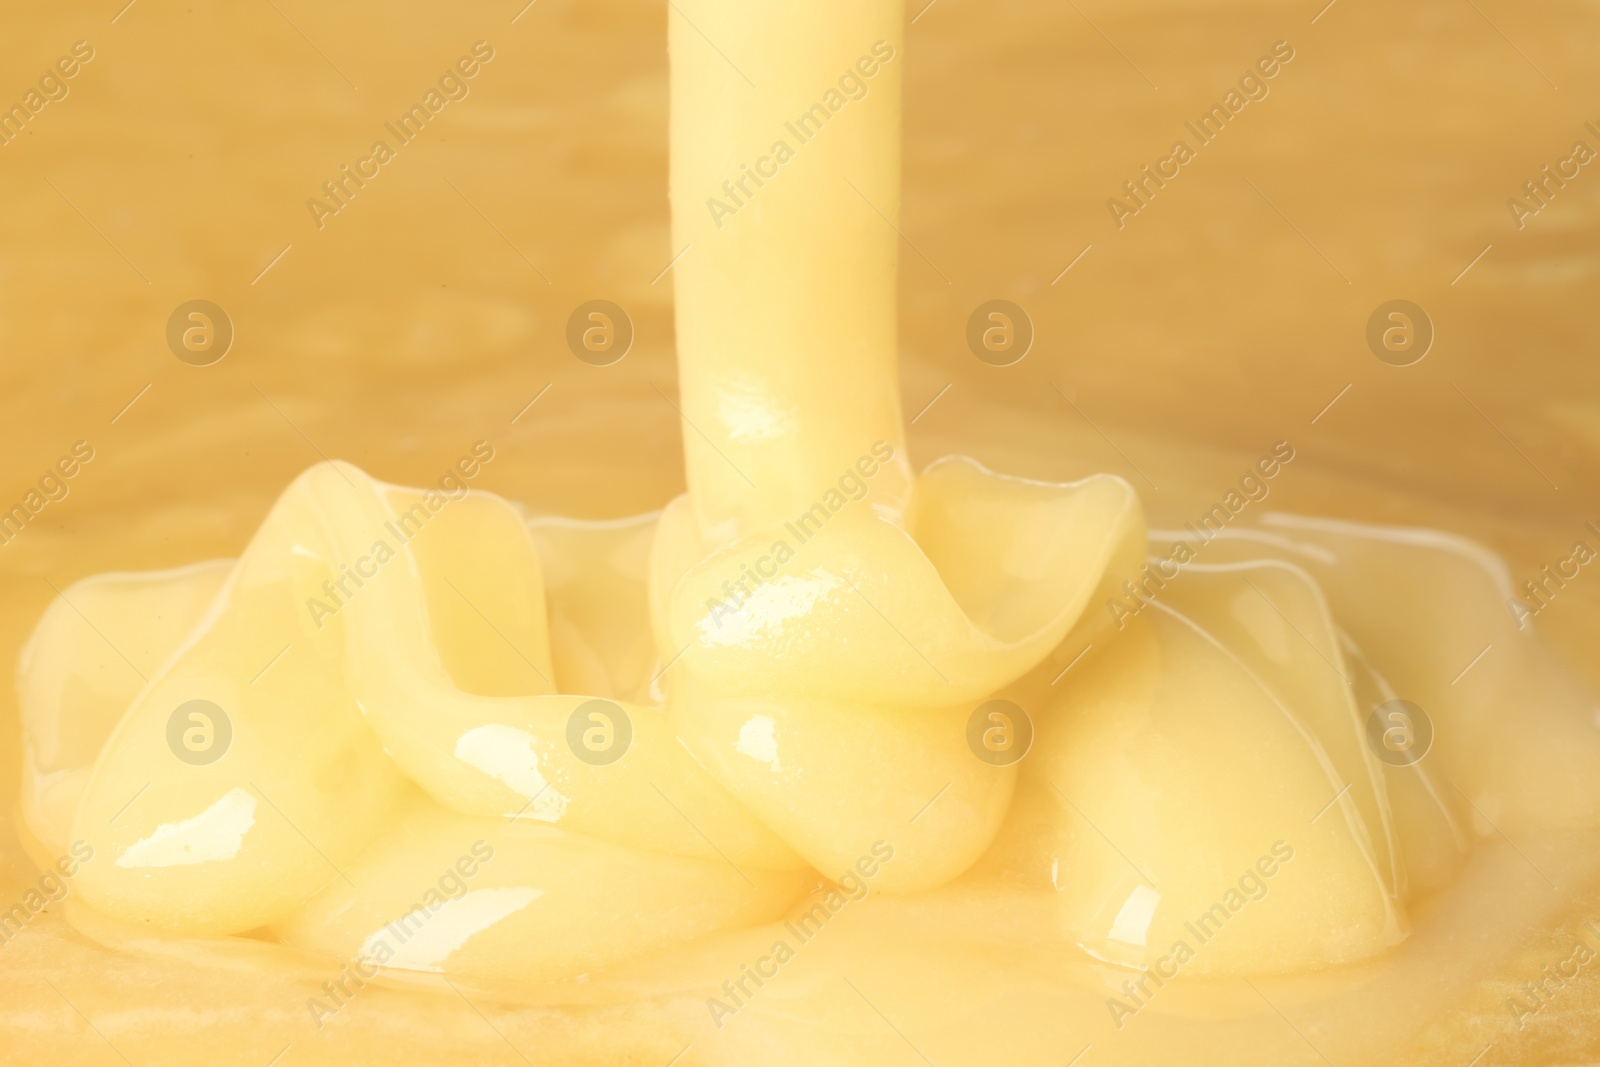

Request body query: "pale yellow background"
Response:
[1, 0, 1598, 1063]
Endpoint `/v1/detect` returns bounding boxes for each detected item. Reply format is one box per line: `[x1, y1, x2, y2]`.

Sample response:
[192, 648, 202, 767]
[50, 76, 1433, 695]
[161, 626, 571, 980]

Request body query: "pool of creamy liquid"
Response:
[3, 0, 1600, 1063]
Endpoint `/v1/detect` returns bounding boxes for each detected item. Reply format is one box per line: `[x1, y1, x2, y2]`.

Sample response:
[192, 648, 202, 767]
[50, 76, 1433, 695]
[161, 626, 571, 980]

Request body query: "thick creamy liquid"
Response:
[3, 0, 1600, 1065]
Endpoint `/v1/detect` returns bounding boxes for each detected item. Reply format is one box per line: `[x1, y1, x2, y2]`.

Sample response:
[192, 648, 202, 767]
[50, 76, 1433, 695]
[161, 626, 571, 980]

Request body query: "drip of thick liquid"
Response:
[7, 1, 1600, 1065]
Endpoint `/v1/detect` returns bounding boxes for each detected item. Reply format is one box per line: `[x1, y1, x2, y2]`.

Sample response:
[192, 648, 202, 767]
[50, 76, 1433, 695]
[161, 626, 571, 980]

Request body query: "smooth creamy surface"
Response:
[3, 1, 1600, 1065]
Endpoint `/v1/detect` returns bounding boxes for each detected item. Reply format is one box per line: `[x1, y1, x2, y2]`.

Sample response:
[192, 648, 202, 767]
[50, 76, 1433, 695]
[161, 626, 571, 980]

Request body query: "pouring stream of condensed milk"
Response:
[669, 1, 912, 538]
[656, 0, 1146, 895]
[13, 0, 1600, 1058]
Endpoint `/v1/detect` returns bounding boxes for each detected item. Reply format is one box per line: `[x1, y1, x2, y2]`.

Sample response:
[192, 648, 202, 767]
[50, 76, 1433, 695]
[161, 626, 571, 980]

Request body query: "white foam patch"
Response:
[362, 887, 544, 972]
[454, 724, 570, 823]
[735, 714, 783, 772]
[1108, 884, 1162, 948]
[116, 787, 257, 868]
